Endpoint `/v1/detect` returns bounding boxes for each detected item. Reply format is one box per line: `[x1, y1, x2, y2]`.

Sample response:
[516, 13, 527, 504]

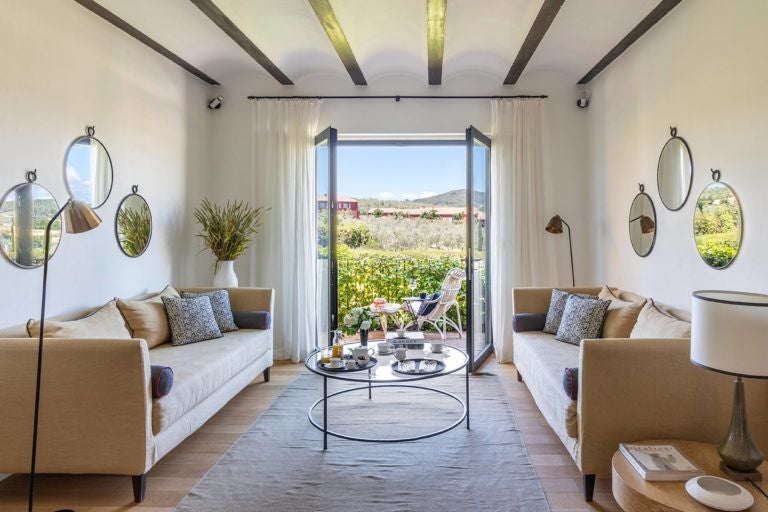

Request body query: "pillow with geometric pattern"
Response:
[180, 289, 238, 333]
[555, 295, 611, 345]
[161, 296, 222, 346]
[543, 289, 598, 334]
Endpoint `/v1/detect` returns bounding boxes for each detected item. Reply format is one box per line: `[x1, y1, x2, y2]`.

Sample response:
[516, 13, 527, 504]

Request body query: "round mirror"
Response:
[0, 180, 62, 268]
[115, 188, 152, 257]
[694, 179, 742, 269]
[657, 128, 693, 211]
[64, 129, 113, 209]
[629, 188, 657, 257]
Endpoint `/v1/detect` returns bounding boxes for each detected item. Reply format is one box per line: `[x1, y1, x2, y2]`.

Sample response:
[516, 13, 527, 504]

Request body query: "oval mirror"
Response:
[115, 187, 152, 258]
[657, 128, 693, 211]
[64, 128, 113, 209]
[0, 178, 62, 268]
[629, 187, 657, 257]
[694, 178, 742, 269]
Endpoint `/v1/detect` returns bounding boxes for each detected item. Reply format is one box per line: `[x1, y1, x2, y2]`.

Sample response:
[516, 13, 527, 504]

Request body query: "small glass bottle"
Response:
[331, 329, 344, 358]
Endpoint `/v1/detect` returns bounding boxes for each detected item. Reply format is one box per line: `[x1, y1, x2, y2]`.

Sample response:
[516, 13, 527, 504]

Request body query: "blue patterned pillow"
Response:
[543, 289, 598, 334]
[162, 296, 222, 346]
[555, 295, 611, 345]
[181, 290, 238, 333]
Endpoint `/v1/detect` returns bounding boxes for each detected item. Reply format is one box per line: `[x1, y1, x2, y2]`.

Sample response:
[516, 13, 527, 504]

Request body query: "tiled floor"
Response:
[0, 355, 621, 512]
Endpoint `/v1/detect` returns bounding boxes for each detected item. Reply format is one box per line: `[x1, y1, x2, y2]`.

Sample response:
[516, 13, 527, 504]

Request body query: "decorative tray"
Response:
[317, 355, 378, 373]
[389, 338, 425, 349]
[391, 358, 446, 375]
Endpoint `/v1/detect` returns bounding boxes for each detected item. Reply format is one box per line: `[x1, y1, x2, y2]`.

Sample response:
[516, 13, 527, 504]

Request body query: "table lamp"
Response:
[29, 199, 101, 512]
[691, 290, 768, 481]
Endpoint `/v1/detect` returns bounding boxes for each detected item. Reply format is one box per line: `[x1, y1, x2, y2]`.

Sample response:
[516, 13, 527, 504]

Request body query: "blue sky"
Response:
[337, 145, 466, 200]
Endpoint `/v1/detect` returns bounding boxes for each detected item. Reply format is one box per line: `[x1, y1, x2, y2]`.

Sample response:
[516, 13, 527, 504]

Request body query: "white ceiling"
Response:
[93, 0, 664, 86]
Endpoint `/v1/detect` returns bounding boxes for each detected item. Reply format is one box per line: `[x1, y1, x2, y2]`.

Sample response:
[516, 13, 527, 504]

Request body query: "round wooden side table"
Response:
[612, 440, 768, 511]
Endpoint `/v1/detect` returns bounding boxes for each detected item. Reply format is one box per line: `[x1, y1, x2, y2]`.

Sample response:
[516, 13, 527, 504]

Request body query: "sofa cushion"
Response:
[512, 313, 547, 333]
[26, 300, 131, 339]
[117, 286, 180, 348]
[181, 290, 238, 333]
[417, 292, 441, 316]
[233, 310, 272, 330]
[543, 289, 597, 334]
[513, 331, 580, 441]
[149, 329, 272, 434]
[563, 367, 579, 400]
[630, 299, 691, 339]
[162, 296, 222, 346]
[555, 295, 610, 345]
[598, 286, 646, 338]
[150, 366, 174, 398]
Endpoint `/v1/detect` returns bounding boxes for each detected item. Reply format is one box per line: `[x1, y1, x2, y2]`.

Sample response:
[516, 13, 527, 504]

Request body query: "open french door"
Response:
[315, 127, 338, 348]
[466, 126, 493, 371]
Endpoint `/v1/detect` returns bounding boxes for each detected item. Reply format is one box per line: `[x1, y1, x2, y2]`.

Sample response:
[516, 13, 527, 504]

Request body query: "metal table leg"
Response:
[466, 367, 470, 430]
[368, 380, 372, 399]
[323, 376, 328, 450]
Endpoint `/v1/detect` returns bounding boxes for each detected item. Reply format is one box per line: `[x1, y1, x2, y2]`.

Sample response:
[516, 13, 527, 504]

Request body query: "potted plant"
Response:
[342, 307, 378, 346]
[194, 198, 267, 287]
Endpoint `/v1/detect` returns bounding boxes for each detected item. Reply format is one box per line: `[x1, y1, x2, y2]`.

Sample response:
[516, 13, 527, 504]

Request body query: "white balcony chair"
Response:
[407, 267, 466, 339]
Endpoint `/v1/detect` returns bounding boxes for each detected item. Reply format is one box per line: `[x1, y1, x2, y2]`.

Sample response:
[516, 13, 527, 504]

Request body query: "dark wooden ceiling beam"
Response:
[504, 0, 565, 85]
[577, 0, 682, 84]
[426, 0, 447, 85]
[190, 0, 293, 85]
[308, 0, 366, 85]
[73, 0, 220, 85]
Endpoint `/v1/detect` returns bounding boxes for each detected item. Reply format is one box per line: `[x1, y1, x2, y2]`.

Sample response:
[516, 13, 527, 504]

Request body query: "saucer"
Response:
[378, 349, 393, 355]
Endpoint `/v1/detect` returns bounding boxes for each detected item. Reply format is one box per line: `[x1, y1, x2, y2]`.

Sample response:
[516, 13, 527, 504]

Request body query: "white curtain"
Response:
[250, 99, 322, 362]
[490, 99, 556, 363]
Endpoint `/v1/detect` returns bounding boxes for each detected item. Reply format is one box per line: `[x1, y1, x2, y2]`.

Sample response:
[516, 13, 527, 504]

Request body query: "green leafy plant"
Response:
[194, 198, 268, 265]
[338, 221, 372, 248]
[420, 208, 439, 220]
[117, 203, 151, 257]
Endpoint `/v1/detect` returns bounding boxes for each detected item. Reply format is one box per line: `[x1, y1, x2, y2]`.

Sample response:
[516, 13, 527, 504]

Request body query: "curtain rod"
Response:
[246, 94, 547, 101]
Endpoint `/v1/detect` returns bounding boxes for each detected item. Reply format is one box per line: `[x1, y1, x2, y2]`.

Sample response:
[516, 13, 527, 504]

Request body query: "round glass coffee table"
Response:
[304, 343, 470, 449]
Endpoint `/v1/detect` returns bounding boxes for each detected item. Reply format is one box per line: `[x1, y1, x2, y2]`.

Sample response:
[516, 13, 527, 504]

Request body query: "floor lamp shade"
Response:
[691, 290, 768, 379]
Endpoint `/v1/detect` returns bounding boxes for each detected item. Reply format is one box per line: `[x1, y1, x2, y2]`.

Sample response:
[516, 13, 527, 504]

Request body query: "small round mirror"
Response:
[64, 129, 113, 209]
[657, 128, 693, 211]
[0, 181, 62, 268]
[115, 188, 152, 257]
[629, 188, 657, 257]
[694, 180, 742, 269]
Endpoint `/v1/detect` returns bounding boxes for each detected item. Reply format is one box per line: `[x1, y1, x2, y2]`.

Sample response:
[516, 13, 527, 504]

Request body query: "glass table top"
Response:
[305, 343, 468, 383]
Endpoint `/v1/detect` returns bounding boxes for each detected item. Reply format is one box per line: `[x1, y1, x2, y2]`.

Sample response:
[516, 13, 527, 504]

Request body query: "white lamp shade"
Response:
[691, 290, 768, 378]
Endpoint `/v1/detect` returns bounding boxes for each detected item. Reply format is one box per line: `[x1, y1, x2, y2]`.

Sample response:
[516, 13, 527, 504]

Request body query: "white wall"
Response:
[0, 0, 212, 327]
[587, 0, 768, 309]
[206, 70, 593, 288]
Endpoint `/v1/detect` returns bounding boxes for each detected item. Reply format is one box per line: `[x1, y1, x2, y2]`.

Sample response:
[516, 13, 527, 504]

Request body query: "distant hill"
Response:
[356, 189, 484, 213]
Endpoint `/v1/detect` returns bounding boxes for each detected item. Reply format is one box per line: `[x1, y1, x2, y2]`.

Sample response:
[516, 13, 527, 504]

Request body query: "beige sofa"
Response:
[0, 287, 274, 502]
[512, 286, 768, 501]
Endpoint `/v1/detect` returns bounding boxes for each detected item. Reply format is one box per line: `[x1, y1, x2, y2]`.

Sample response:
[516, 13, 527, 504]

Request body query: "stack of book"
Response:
[620, 443, 704, 481]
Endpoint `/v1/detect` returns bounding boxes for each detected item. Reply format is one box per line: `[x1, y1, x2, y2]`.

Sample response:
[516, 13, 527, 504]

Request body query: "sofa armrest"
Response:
[0, 338, 153, 475]
[512, 287, 603, 315]
[181, 287, 275, 316]
[577, 338, 768, 476]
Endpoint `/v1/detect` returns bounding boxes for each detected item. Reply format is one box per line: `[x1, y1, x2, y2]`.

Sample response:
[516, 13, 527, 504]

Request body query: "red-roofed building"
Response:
[317, 195, 359, 218]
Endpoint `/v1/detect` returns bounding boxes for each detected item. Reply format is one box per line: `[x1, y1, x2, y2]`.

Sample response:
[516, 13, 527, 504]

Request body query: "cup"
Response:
[430, 341, 444, 354]
[329, 357, 343, 369]
[377, 342, 392, 354]
[346, 360, 358, 370]
[396, 328, 407, 338]
[394, 348, 407, 361]
[352, 346, 374, 360]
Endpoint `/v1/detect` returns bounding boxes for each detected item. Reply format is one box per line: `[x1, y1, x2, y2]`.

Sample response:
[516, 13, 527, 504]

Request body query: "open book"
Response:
[620, 443, 704, 481]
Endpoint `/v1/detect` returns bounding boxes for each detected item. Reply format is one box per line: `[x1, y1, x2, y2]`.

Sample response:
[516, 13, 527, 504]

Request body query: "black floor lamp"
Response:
[29, 199, 101, 512]
[545, 214, 575, 287]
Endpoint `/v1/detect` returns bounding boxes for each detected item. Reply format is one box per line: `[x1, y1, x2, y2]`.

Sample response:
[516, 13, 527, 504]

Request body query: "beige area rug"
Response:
[176, 372, 549, 511]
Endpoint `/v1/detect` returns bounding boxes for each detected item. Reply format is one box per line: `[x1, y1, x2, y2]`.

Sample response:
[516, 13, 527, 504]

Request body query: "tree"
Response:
[420, 208, 439, 221]
[451, 211, 465, 223]
[338, 221, 372, 249]
[371, 208, 383, 218]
